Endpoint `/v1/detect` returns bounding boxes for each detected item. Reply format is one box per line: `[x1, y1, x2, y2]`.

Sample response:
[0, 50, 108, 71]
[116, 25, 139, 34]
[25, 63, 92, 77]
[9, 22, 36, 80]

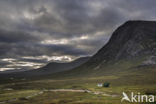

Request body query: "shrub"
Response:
[19, 97, 28, 100]
[103, 82, 110, 87]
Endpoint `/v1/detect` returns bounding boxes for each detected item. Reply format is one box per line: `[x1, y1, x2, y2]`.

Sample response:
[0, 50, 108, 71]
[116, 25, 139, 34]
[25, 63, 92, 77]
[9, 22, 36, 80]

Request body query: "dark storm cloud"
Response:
[0, 41, 89, 58]
[33, 0, 123, 34]
[0, 0, 156, 70]
[0, 29, 41, 43]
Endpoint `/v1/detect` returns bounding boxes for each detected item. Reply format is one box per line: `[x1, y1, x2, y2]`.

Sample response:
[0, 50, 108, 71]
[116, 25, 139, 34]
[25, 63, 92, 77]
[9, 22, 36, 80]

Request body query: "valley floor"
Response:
[0, 73, 156, 104]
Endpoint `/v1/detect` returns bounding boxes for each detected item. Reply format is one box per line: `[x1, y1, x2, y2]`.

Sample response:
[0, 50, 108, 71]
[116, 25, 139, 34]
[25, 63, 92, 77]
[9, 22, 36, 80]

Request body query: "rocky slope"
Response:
[53, 21, 156, 78]
[85, 21, 156, 67]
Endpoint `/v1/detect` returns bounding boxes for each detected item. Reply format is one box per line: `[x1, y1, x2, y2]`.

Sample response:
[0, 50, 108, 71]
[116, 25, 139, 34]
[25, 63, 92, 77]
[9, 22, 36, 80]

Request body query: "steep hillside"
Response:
[52, 21, 156, 78]
[90, 20, 156, 63]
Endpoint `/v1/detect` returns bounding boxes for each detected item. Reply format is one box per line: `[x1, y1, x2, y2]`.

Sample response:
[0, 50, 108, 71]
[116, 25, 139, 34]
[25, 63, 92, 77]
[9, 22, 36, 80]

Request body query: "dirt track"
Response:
[0, 89, 119, 104]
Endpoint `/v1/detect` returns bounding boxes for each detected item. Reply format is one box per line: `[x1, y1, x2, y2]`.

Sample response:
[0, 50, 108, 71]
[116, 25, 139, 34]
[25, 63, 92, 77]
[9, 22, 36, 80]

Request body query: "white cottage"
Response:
[97, 83, 103, 87]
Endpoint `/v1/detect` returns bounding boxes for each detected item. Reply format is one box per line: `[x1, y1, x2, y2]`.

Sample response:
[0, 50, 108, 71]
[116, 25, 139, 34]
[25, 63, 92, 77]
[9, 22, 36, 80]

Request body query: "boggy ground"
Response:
[0, 71, 156, 104]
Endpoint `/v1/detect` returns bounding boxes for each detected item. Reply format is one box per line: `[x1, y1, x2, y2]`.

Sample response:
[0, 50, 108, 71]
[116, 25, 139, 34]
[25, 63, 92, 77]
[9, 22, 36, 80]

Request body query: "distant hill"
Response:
[52, 21, 156, 78]
[0, 57, 90, 78]
[38, 56, 90, 73]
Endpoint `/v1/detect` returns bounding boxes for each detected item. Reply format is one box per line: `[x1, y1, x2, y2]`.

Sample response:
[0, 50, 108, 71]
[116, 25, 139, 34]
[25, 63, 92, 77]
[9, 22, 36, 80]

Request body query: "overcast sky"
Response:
[0, 0, 156, 71]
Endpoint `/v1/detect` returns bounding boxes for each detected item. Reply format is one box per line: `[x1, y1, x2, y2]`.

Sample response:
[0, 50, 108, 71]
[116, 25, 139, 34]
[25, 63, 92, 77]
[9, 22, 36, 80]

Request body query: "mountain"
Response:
[83, 21, 156, 68]
[90, 21, 156, 62]
[38, 56, 90, 73]
[0, 57, 90, 78]
[1, 20, 156, 79]
[52, 21, 156, 78]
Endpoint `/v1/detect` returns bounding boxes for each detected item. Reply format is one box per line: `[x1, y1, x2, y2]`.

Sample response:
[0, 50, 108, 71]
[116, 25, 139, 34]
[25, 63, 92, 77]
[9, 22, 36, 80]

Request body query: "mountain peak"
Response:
[122, 20, 156, 30]
[124, 20, 156, 24]
[88, 20, 156, 64]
